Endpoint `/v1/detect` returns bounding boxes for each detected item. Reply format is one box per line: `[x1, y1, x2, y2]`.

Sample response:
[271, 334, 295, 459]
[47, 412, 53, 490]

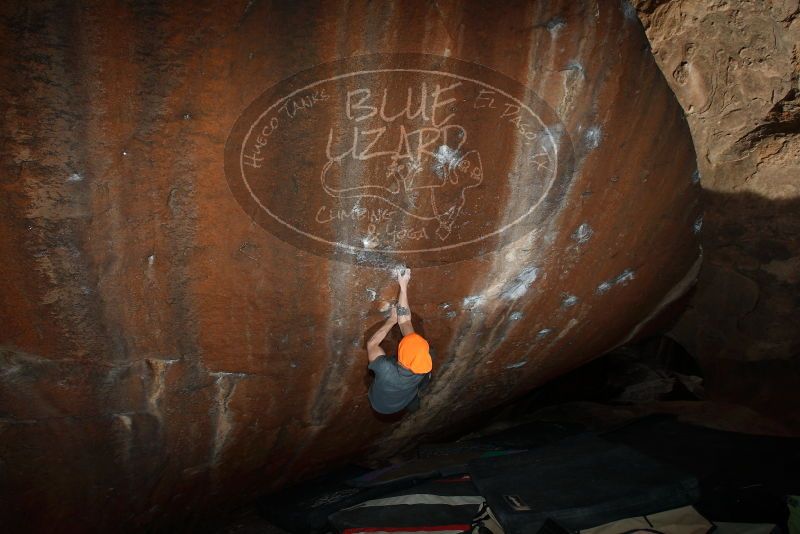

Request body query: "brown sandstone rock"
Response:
[631, 0, 800, 425]
[1, 1, 698, 530]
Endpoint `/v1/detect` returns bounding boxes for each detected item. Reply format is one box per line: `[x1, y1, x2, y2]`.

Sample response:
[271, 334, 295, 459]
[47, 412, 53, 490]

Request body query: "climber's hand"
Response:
[398, 268, 411, 288]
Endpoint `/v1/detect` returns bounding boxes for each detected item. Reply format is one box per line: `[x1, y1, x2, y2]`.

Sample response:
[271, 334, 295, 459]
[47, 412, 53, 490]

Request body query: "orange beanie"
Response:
[398, 333, 432, 374]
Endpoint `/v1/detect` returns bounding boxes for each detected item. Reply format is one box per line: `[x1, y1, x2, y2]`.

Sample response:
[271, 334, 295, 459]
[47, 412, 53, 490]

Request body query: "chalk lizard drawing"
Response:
[320, 131, 484, 240]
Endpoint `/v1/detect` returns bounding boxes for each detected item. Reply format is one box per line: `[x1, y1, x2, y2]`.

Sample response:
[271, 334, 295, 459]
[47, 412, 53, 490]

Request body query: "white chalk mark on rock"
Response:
[565, 60, 585, 77]
[597, 268, 636, 294]
[113, 413, 134, 473]
[561, 294, 579, 308]
[619, 253, 703, 346]
[463, 295, 484, 309]
[431, 144, 463, 178]
[693, 216, 703, 234]
[596, 281, 613, 294]
[210, 372, 247, 468]
[547, 16, 566, 35]
[537, 328, 553, 339]
[584, 126, 602, 150]
[571, 223, 593, 244]
[501, 266, 539, 300]
[145, 358, 178, 425]
[362, 235, 379, 249]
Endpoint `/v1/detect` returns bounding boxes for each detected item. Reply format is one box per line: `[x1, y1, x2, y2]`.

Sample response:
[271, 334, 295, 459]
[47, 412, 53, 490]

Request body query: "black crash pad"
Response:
[468, 434, 699, 534]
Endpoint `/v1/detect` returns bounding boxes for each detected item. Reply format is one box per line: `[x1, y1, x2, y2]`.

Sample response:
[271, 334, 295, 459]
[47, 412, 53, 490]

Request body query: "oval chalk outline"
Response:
[236, 62, 563, 255]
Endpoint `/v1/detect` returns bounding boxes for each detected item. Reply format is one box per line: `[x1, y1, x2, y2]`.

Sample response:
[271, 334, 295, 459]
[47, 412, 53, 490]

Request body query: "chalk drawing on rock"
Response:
[224, 54, 575, 266]
[321, 142, 483, 242]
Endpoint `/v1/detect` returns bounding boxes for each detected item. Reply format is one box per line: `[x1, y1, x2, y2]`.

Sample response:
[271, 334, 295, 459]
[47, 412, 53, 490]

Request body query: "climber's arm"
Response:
[367, 306, 397, 362]
[397, 269, 414, 336]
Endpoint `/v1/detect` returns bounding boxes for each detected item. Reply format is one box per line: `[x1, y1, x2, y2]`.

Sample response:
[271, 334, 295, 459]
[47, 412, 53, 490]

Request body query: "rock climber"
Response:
[366, 268, 433, 414]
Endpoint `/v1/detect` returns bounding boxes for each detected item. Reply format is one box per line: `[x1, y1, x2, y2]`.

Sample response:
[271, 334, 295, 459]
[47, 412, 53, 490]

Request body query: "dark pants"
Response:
[404, 372, 431, 413]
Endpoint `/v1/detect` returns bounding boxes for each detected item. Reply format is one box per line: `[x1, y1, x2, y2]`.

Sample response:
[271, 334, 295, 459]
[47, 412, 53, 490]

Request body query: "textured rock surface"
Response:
[631, 0, 800, 426]
[0, 1, 699, 531]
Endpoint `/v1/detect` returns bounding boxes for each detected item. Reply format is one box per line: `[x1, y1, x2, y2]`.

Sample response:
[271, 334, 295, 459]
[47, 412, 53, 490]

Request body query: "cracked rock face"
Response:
[1, 1, 699, 530]
[631, 0, 800, 425]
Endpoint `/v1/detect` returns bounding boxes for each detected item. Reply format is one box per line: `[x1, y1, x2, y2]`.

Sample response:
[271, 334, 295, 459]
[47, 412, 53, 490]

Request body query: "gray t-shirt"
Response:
[368, 355, 426, 414]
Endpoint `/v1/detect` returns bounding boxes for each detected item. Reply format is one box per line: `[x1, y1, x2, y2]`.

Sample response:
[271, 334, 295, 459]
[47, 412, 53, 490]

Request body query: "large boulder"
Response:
[0, 1, 699, 530]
